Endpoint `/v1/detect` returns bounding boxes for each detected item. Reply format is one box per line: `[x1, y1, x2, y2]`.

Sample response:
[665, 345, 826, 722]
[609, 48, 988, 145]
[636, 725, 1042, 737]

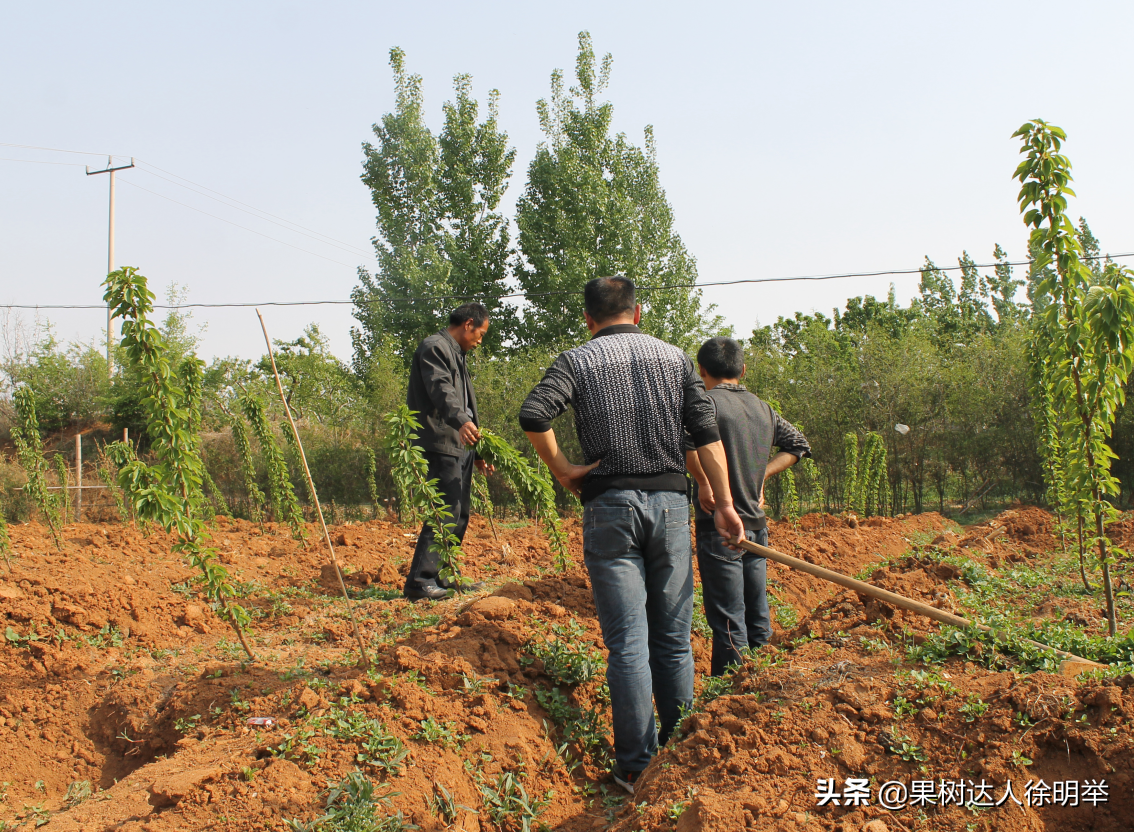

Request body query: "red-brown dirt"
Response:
[0, 507, 1130, 831]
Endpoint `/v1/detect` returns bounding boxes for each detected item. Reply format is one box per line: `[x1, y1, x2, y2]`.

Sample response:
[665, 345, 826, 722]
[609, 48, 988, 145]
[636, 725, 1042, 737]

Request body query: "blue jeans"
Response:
[696, 526, 771, 676]
[583, 489, 694, 773]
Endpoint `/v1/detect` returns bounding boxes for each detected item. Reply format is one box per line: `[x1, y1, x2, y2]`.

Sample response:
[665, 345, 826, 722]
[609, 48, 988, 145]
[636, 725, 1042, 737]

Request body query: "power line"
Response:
[6, 251, 1133, 311]
[117, 178, 364, 268]
[4, 142, 374, 260]
[134, 159, 373, 257]
[0, 157, 87, 166]
[0, 141, 117, 157]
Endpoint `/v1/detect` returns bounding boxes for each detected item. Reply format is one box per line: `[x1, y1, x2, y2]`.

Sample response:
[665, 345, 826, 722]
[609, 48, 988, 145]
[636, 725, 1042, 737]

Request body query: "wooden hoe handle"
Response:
[733, 536, 1105, 672]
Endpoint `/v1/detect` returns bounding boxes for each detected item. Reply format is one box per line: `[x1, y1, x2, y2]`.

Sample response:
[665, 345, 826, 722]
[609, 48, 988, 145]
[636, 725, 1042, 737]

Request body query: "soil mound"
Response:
[0, 506, 1130, 831]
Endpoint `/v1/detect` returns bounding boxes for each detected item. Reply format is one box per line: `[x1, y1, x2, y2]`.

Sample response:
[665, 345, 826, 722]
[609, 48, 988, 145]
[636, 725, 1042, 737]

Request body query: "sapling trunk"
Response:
[1076, 510, 1092, 593]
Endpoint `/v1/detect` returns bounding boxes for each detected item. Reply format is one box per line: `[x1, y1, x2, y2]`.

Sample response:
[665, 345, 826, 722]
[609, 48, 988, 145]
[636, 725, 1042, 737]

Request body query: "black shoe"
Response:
[404, 585, 449, 601]
[611, 763, 641, 795]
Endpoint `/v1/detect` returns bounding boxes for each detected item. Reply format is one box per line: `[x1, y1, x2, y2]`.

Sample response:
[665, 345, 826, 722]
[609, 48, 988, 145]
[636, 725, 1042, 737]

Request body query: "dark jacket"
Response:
[518, 324, 720, 503]
[406, 329, 478, 457]
[686, 383, 811, 530]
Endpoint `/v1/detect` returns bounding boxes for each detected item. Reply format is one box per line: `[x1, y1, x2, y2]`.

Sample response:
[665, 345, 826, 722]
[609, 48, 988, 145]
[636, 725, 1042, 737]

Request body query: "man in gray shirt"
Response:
[686, 337, 811, 675]
[518, 277, 744, 793]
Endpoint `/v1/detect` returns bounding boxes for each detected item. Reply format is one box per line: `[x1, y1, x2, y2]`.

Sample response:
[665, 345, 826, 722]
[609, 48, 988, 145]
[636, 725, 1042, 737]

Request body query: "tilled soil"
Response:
[0, 507, 1130, 831]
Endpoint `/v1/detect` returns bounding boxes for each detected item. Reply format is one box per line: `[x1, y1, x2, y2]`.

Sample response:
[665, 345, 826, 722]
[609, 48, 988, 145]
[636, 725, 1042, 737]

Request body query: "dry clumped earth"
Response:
[0, 507, 1131, 831]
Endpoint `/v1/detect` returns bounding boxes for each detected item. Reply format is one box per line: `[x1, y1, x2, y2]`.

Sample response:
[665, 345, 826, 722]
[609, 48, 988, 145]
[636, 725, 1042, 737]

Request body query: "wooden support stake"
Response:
[257, 309, 370, 670]
[74, 434, 82, 523]
[733, 537, 1104, 672]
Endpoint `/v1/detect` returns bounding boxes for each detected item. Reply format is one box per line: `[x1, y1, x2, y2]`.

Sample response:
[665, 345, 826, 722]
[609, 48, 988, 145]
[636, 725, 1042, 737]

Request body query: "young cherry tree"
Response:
[1015, 119, 1134, 634]
[104, 267, 255, 659]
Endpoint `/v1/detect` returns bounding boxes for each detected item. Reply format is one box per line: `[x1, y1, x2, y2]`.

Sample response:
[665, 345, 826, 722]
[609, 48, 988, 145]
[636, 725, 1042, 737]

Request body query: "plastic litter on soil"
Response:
[0, 507, 1132, 831]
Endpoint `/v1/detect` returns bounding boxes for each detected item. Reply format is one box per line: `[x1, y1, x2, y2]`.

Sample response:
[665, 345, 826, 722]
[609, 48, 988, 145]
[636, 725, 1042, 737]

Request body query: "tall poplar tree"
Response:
[514, 32, 724, 352]
[351, 48, 516, 375]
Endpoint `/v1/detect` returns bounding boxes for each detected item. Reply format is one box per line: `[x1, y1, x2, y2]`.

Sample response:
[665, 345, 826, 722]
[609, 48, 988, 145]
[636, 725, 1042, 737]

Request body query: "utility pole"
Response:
[86, 156, 135, 379]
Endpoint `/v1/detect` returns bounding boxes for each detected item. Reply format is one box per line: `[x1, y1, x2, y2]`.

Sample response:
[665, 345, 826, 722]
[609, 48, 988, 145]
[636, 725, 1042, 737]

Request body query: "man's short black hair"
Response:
[449, 302, 489, 328]
[697, 337, 745, 380]
[584, 276, 636, 324]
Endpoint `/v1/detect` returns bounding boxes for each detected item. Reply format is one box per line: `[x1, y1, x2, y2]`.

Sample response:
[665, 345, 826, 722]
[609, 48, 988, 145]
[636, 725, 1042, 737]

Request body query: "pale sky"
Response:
[3, 1, 1133, 363]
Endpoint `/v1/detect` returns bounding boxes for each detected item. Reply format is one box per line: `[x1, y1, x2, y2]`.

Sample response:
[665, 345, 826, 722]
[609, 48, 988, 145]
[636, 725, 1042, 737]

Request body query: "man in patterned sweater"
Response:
[518, 276, 745, 793]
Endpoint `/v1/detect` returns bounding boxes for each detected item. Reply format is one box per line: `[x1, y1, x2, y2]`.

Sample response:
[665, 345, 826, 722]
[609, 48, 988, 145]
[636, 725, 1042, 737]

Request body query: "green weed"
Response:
[523, 619, 602, 685]
[478, 771, 550, 832]
[285, 771, 416, 832]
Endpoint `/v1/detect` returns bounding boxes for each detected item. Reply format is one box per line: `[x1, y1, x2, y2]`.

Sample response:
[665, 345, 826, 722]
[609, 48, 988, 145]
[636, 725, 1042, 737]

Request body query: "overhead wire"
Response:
[133, 159, 373, 257]
[116, 178, 362, 268]
[0, 141, 116, 157]
[3, 142, 374, 260]
[5, 252, 1133, 311]
[0, 157, 87, 166]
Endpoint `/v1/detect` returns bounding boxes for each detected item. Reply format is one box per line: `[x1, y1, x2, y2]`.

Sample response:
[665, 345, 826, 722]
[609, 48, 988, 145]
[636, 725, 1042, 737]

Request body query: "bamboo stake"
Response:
[733, 537, 1104, 671]
[257, 310, 370, 670]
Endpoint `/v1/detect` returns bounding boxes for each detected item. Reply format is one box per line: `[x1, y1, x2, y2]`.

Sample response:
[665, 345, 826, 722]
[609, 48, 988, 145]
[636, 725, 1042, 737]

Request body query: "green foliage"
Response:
[523, 619, 602, 685]
[352, 47, 517, 370]
[0, 509, 11, 570]
[94, 441, 132, 524]
[11, 387, 62, 548]
[429, 783, 476, 827]
[52, 453, 71, 521]
[959, 695, 989, 722]
[181, 357, 228, 518]
[0, 326, 108, 434]
[382, 406, 465, 584]
[286, 771, 417, 832]
[843, 432, 860, 512]
[322, 703, 409, 775]
[1014, 119, 1134, 634]
[860, 432, 889, 516]
[228, 408, 266, 524]
[241, 393, 306, 542]
[103, 267, 254, 660]
[514, 32, 724, 353]
[412, 717, 468, 749]
[478, 770, 550, 832]
[476, 428, 570, 570]
[534, 686, 610, 766]
[365, 448, 381, 519]
[748, 261, 1038, 516]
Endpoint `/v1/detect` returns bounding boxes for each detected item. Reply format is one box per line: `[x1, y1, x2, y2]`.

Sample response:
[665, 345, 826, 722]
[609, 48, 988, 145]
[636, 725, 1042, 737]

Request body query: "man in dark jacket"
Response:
[403, 303, 493, 600]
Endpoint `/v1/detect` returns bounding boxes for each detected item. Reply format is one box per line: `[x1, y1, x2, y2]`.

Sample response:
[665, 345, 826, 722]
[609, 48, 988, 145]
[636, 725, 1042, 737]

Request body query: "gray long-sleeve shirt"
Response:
[685, 383, 811, 530]
[518, 324, 720, 503]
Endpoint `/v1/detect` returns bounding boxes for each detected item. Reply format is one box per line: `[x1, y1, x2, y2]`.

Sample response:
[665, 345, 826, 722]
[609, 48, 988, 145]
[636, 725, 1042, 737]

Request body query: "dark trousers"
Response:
[403, 450, 473, 592]
[696, 526, 771, 676]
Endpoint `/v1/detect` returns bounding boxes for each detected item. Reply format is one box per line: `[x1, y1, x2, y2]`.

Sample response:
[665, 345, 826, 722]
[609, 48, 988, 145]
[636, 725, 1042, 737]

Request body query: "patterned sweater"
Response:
[518, 324, 720, 502]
